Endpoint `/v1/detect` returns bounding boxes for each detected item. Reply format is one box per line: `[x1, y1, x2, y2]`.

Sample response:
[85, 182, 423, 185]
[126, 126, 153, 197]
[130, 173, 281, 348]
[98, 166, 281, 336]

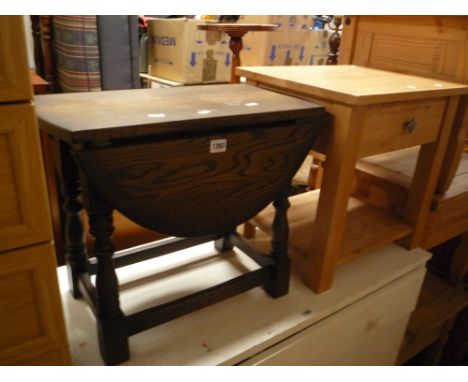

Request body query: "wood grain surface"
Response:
[76, 120, 322, 237]
[338, 16, 468, 84]
[236, 65, 468, 105]
[0, 16, 33, 103]
[35, 84, 323, 143]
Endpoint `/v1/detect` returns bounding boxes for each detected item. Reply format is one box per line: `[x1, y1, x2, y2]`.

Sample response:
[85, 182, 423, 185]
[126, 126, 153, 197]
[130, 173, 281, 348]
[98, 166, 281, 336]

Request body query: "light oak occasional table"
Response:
[236, 65, 468, 293]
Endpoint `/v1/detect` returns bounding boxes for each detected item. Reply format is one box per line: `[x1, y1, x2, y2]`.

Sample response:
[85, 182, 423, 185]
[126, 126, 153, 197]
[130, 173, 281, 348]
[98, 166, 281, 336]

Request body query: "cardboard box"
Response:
[237, 16, 329, 67]
[148, 18, 231, 84]
[305, 29, 330, 65]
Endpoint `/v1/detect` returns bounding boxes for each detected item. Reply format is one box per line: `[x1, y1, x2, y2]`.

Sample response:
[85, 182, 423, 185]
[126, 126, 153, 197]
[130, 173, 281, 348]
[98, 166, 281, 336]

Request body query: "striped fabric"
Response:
[53, 16, 102, 92]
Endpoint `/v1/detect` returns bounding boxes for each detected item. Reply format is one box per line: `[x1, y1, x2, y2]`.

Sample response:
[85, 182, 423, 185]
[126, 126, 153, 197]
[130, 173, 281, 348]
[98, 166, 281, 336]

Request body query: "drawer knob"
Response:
[404, 118, 417, 134]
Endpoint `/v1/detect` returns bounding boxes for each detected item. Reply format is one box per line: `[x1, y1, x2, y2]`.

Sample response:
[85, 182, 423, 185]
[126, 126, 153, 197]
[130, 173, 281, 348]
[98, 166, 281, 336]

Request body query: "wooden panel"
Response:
[241, 265, 425, 365]
[340, 16, 468, 83]
[359, 98, 446, 158]
[0, 243, 71, 365]
[2, 344, 72, 366]
[0, 16, 33, 102]
[0, 103, 52, 252]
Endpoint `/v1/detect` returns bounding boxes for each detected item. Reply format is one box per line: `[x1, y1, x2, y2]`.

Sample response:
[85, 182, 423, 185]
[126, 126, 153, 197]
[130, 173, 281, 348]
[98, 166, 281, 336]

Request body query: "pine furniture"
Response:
[338, 15, 468, 365]
[0, 16, 71, 365]
[236, 65, 468, 293]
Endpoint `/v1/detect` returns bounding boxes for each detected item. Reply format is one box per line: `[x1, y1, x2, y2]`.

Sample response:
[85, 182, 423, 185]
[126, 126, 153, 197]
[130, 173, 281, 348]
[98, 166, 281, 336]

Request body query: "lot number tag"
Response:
[210, 139, 227, 153]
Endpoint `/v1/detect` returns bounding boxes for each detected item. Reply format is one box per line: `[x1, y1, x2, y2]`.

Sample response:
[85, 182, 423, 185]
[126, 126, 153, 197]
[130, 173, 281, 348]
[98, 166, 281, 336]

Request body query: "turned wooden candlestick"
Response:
[197, 23, 277, 83]
[326, 16, 343, 65]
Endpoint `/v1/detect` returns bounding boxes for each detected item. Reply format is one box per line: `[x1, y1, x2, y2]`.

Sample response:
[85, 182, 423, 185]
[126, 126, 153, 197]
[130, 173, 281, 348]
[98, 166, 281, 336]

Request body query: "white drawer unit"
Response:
[241, 268, 423, 365]
[59, 235, 430, 366]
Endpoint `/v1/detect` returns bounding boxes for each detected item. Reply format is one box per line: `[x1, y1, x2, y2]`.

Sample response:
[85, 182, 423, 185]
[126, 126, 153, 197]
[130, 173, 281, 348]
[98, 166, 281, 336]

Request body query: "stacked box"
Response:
[237, 15, 330, 67]
[306, 29, 330, 66]
[148, 18, 231, 84]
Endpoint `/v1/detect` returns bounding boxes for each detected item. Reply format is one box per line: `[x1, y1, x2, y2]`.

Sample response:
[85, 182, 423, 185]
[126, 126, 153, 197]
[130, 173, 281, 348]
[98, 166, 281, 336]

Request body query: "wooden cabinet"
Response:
[0, 16, 71, 365]
[0, 244, 70, 365]
[0, 103, 52, 252]
[0, 17, 33, 102]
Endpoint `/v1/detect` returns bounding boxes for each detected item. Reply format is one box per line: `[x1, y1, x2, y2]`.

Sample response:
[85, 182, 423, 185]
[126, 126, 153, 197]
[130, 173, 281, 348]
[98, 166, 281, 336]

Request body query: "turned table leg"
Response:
[265, 189, 291, 298]
[83, 182, 129, 365]
[55, 141, 88, 298]
[228, 33, 246, 84]
[215, 232, 234, 252]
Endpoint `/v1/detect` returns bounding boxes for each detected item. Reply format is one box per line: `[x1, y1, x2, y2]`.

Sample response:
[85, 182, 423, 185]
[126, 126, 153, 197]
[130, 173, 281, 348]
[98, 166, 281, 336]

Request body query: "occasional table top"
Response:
[197, 23, 277, 35]
[236, 65, 468, 105]
[35, 84, 323, 144]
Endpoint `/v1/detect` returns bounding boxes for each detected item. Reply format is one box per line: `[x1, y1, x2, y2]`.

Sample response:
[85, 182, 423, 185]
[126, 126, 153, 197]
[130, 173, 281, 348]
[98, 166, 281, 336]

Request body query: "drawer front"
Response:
[0, 243, 71, 365]
[240, 266, 426, 365]
[0, 103, 52, 252]
[359, 98, 447, 158]
[0, 16, 33, 103]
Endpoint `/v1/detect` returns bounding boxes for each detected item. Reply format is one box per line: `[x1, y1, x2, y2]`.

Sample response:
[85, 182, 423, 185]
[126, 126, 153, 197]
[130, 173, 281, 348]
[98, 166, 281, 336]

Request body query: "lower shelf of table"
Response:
[253, 189, 413, 266]
[354, 148, 468, 249]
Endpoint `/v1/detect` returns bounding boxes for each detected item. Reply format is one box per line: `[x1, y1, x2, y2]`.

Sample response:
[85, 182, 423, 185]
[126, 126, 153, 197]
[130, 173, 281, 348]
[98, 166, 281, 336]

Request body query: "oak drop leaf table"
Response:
[35, 84, 326, 365]
[236, 65, 468, 293]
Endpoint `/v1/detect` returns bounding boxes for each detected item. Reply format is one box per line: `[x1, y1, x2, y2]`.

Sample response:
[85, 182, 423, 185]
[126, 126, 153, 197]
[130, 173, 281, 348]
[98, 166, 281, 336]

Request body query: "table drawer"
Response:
[359, 97, 447, 158]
